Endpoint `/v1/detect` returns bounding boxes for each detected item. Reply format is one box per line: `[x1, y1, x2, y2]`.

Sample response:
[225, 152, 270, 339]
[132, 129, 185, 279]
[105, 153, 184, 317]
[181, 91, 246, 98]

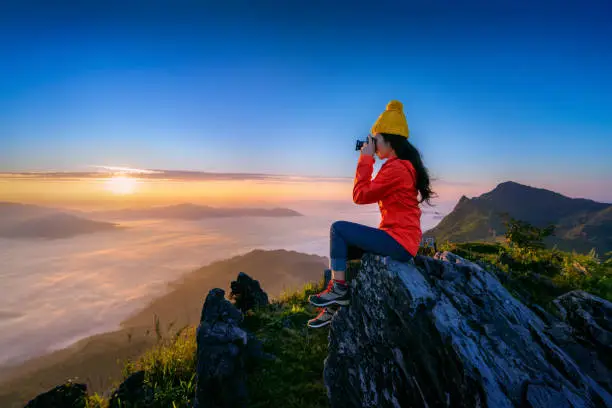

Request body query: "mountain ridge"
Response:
[0, 202, 304, 238]
[426, 181, 612, 254]
[88, 203, 303, 220]
[0, 213, 121, 240]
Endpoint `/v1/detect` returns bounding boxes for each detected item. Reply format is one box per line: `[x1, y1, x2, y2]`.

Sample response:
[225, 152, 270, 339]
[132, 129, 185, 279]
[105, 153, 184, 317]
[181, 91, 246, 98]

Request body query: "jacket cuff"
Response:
[358, 155, 375, 164]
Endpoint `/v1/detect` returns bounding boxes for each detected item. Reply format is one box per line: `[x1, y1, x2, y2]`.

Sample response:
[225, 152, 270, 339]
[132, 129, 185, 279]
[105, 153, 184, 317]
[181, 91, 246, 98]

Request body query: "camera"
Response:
[355, 137, 376, 151]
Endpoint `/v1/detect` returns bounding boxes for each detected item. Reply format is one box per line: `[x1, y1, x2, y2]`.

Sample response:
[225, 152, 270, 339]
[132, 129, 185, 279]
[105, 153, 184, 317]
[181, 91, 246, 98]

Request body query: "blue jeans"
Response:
[330, 220, 414, 271]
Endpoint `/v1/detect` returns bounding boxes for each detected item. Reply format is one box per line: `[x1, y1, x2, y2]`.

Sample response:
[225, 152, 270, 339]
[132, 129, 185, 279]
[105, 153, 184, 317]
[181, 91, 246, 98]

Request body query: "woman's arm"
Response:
[352, 155, 402, 204]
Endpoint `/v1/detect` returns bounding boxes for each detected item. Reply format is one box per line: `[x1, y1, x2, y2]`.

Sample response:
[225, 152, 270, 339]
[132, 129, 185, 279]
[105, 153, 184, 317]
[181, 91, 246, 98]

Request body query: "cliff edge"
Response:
[324, 252, 612, 408]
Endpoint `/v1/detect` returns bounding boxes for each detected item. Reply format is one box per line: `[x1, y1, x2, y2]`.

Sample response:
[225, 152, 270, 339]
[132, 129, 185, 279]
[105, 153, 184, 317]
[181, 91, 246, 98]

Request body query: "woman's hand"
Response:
[360, 134, 376, 157]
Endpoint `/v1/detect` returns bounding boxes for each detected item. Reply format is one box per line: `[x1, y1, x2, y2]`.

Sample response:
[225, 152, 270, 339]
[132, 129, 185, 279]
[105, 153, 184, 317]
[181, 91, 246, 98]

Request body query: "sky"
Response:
[1, 0, 611, 205]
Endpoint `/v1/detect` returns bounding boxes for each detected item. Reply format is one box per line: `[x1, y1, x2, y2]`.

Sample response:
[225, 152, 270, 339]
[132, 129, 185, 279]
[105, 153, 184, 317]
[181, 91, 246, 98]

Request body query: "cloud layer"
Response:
[1, 202, 444, 367]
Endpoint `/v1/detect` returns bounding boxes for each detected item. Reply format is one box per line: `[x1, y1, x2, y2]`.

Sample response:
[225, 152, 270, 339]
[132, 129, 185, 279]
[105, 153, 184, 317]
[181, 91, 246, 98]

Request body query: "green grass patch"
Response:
[439, 241, 612, 305]
[87, 280, 330, 407]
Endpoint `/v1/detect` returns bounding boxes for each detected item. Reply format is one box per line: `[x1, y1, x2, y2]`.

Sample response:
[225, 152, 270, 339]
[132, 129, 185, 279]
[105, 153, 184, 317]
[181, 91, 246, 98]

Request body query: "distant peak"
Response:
[497, 181, 521, 187]
[482, 181, 541, 198]
[494, 181, 529, 190]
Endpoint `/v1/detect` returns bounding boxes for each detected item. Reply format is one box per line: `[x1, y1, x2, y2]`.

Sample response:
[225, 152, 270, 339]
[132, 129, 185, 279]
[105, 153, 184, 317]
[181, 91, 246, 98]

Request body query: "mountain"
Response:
[0, 249, 327, 407]
[0, 213, 121, 239]
[89, 203, 303, 220]
[426, 181, 612, 254]
[0, 202, 64, 224]
[120, 248, 328, 329]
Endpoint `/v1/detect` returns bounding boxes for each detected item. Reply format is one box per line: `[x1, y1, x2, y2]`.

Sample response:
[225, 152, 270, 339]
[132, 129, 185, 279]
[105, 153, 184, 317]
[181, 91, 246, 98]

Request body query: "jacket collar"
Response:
[385, 156, 399, 164]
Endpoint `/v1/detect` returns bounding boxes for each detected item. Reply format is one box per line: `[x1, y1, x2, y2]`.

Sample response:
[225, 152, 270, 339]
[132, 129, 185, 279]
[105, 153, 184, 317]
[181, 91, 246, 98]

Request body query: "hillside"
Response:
[0, 213, 121, 239]
[0, 249, 328, 407]
[121, 248, 327, 329]
[89, 203, 303, 220]
[426, 181, 612, 254]
[0, 202, 62, 221]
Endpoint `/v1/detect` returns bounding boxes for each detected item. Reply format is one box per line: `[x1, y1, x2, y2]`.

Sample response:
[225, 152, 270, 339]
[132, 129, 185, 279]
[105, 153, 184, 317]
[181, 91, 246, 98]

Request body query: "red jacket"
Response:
[353, 154, 422, 256]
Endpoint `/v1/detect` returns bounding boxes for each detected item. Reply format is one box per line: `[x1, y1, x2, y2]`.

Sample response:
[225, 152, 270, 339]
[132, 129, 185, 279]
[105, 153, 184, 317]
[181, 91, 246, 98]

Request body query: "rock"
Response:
[553, 291, 611, 350]
[24, 381, 87, 407]
[229, 272, 269, 312]
[194, 288, 273, 408]
[194, 288, 248, 408]
[499, 251, 514, 266]
[549, 291, 612, 392]
[323, 251, 612, 408]
[108, 370, 153, 408]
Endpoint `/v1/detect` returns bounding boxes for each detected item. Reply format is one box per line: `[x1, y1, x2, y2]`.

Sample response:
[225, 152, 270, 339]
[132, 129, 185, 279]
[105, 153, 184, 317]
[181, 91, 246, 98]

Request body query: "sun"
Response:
[105, 176, 138, 195]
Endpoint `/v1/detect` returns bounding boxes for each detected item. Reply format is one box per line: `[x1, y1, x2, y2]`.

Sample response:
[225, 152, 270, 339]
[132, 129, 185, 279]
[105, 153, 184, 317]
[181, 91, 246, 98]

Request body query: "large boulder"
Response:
[323, 252, 612, 408]
[229, 272, 269, 312]
[194, 288, 273, 408]
[24, 381, 87, 407]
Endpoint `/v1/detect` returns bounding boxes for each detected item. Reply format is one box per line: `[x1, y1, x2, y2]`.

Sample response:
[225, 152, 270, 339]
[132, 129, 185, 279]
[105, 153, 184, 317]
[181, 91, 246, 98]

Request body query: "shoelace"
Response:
[320, 280, 335, 295]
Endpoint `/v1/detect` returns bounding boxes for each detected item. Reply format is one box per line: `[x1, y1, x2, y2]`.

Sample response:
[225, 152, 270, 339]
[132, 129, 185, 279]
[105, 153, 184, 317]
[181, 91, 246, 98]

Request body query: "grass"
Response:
[85, 280, 330, 408]
[84, 242, 611, 407]
[436, 241, 612, 305]
[246, 282, 330, 408]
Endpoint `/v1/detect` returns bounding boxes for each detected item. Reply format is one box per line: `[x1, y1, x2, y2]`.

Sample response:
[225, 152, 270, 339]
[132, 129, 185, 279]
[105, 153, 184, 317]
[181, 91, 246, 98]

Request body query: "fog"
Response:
[0, 200, 446, 368]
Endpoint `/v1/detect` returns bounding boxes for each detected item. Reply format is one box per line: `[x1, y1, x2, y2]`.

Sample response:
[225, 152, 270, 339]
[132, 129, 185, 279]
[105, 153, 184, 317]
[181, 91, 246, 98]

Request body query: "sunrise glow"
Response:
[105, 176, 138, 195]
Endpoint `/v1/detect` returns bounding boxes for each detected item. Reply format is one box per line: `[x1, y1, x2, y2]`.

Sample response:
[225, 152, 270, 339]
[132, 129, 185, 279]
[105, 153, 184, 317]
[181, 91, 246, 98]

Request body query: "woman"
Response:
[307, 100, 435, 328]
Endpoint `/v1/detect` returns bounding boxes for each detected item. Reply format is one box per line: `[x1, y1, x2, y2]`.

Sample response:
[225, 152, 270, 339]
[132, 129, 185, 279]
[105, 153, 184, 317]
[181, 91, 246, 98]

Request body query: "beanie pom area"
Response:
[386, 100, 403, 111]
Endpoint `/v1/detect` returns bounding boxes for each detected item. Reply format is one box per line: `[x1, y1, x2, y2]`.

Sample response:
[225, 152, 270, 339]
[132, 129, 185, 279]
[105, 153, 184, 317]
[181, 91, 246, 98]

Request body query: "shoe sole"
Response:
[309, 298, 350, 307]
[307, 319, 332, 328]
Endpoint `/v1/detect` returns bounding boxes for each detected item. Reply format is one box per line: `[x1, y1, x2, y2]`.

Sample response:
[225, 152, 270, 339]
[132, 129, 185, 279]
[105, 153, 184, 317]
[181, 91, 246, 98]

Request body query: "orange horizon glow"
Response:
[2, 171, 606, 210]
[0, 175, 355, 207]
[0, 173, 495, 217]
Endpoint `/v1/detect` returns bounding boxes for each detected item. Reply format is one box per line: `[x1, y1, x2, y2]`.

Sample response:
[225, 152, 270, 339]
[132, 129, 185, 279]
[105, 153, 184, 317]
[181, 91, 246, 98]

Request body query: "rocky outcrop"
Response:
[24, 381, 87, 407]
[108, 370, 152, 408]
[194, 288, 274, 408]
[324, 251, 612, 408]
[549, 291, 612, 392]
[229, 272, 269, 312]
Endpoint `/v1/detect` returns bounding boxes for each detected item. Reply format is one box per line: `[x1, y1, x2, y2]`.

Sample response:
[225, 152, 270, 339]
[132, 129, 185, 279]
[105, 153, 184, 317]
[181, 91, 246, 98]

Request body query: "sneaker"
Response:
[307, 306, 338, 328]
[309, 280, 350, 307]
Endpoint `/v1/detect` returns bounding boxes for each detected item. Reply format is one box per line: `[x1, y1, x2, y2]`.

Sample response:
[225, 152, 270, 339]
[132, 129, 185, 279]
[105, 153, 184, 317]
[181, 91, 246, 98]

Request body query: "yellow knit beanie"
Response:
[371, 100, 409, 138]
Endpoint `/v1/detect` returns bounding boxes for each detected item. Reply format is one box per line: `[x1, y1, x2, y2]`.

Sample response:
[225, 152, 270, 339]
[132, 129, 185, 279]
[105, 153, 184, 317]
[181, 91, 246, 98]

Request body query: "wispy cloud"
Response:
[90, 165, 163, 174]
[0, 168, 353, 183]
[0, 164, 483, 184]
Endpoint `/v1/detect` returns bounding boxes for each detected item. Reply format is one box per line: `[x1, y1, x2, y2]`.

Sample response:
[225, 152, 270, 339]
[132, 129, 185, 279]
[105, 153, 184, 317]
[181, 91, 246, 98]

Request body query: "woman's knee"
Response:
[330, 220, 350, 236]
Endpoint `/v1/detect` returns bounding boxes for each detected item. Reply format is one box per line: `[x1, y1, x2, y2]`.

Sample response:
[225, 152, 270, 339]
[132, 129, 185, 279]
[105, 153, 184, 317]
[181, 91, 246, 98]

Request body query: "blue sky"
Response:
[1, 1, 611, 201]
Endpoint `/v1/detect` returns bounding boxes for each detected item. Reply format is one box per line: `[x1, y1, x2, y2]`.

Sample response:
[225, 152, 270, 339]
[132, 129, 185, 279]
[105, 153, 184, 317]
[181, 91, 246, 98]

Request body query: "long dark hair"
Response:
[380, 133, 436, 206]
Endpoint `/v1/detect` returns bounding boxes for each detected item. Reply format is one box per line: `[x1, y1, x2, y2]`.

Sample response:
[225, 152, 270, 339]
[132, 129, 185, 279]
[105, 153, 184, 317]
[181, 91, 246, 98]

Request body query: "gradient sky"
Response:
[1, 1, 611, 203]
